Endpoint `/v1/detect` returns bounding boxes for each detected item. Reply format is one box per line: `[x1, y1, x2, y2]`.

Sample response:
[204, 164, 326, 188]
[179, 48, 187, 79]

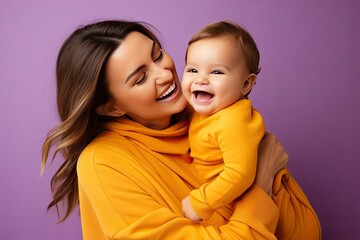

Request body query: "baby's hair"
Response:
[186, 20, 261, 75]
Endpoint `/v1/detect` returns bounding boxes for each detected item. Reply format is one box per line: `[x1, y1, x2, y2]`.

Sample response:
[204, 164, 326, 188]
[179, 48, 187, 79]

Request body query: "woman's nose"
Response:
[153, 65, 173, 85]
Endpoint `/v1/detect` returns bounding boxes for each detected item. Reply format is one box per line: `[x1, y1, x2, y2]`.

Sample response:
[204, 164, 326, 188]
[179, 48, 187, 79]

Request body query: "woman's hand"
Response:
[181, 195, 202, 223]
[255, 133, 289, 196]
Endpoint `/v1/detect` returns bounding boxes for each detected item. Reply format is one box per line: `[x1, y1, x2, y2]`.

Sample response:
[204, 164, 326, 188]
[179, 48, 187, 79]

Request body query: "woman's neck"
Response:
[125, 115, 171, 130]
[124, 107, 190, 130]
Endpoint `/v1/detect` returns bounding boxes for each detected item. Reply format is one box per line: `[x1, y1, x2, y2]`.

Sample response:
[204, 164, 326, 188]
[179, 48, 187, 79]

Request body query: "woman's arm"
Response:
[255, 133, 289, 196]
[273, 169, 322, 239]
[255, 133, 322, 240]
[77, 141, 279, 240]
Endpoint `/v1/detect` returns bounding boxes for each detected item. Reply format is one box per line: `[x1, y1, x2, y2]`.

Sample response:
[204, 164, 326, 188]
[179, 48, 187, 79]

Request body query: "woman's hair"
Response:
[42, 20, 162, 222]
[186, 20, 261, 75]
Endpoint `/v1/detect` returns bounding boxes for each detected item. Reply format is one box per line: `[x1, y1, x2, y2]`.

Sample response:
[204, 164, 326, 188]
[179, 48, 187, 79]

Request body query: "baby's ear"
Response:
[242, 73, 257, 96]
[96, 101, 126, 117]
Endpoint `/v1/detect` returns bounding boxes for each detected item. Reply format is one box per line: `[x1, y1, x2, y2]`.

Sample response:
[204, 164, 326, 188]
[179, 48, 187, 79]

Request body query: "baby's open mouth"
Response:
[194, 90, 214, 100]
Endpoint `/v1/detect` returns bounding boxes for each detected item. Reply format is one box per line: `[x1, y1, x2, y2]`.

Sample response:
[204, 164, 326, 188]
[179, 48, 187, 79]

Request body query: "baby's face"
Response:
[182, 36, 251, 116]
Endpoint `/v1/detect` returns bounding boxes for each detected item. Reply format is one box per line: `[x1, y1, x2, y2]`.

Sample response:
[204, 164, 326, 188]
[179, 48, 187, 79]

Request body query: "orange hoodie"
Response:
[77, 118, 321, 239]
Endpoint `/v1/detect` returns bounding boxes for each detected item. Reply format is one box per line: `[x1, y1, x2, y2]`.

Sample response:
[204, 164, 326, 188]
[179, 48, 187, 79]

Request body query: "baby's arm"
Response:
[190, 101, 265, 220]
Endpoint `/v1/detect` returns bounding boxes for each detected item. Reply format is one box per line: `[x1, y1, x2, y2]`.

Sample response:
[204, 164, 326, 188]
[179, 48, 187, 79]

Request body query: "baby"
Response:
[181, 20, 265, 222]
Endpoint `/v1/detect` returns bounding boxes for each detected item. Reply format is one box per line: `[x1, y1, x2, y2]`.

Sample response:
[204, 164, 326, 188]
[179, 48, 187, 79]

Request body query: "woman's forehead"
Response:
[105, 32, 154, 84]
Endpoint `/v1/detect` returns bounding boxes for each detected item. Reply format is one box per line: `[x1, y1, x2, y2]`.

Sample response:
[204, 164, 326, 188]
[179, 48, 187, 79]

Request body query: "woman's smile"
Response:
[156, 81, 177, 101]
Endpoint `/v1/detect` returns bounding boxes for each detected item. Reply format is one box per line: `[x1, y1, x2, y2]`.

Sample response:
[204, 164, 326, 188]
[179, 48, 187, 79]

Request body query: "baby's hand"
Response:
[181, 195, 202, 223]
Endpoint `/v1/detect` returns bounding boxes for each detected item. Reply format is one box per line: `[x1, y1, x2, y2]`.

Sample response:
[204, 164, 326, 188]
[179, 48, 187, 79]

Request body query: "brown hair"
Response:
[186, 20, 261, 75]
[41, 20, 162, 222]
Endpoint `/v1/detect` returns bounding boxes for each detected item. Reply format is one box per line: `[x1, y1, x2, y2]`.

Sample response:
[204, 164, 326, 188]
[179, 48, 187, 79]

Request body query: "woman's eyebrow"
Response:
[150, 41, 155, 58]
[125, 41, 156, 83]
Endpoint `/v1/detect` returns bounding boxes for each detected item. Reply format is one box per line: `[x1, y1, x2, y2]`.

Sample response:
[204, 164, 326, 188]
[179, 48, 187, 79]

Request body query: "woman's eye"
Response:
[135, 72, 147, 85]
[154, 49, 163, 62]
[211, 70, 224, 75]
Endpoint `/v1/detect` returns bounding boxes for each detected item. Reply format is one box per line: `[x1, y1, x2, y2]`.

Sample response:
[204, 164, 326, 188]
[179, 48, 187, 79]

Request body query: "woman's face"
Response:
[102, 31, 187, 129]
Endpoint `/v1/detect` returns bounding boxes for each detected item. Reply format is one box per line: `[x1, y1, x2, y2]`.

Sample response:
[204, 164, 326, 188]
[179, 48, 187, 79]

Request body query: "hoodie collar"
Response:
[103, 118, 190, 155]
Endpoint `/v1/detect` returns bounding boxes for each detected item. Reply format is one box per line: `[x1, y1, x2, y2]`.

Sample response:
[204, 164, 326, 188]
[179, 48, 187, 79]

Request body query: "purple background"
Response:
[0, 0, 359, 239]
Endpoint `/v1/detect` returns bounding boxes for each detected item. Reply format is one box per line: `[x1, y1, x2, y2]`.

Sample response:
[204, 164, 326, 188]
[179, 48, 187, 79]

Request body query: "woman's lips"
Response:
[156, 81, 177, 101]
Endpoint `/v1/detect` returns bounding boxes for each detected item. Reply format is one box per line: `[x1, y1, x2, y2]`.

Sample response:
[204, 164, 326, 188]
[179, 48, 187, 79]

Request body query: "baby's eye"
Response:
[211, 70, 224, 75]
[187, 68, 198, 73]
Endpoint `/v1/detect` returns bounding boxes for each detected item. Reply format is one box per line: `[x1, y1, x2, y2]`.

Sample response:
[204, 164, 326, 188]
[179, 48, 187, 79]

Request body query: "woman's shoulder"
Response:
[77, 131, 141, 174]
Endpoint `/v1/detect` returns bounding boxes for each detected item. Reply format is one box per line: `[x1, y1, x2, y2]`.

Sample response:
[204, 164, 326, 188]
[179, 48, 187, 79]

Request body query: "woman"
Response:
[42, 20, 321, 239]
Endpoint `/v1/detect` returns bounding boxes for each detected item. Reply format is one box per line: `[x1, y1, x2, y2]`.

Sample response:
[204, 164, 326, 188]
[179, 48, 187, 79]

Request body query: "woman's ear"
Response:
[242, 73, 257, 96]
[96, 101, 126, 117]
